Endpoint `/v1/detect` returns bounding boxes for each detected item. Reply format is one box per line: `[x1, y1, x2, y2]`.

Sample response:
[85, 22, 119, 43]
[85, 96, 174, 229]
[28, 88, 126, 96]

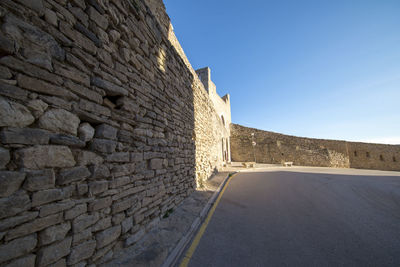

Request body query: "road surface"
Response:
[184, 168, 400, 267]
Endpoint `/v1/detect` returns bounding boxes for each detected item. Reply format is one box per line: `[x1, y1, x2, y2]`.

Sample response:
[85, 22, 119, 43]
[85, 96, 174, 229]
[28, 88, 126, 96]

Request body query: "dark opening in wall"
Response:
[380, 155, 384, 161]
[103, 96, 122, 110]
[366, 152, 370, 158]
[393, 156, 397, 162]
[354, 151, 357, 157]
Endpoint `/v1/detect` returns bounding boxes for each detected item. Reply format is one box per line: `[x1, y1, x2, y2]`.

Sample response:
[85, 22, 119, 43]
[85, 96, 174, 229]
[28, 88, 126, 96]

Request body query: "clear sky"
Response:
[164, 0, 400, 144]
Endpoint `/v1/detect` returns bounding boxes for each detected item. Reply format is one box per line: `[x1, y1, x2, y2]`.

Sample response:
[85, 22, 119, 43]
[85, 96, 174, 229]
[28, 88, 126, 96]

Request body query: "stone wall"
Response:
[144, 1, 231, 186]
[0, 0, 230, 266]
[231, 124, 400, 171]
[196, 67, 231, 163]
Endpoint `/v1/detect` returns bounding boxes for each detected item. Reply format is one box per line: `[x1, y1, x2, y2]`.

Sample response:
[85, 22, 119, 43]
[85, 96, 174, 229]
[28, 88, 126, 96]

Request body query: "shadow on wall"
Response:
[230, 124, 400, 172]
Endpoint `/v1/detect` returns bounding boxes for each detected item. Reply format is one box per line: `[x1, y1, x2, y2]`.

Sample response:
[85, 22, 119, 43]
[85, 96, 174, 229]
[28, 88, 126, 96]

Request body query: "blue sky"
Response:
[164, 0, 400, 144]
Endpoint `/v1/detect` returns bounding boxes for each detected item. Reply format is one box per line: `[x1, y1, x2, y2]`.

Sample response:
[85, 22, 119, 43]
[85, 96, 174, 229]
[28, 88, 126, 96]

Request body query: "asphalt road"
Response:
[186, 168, 400, 267]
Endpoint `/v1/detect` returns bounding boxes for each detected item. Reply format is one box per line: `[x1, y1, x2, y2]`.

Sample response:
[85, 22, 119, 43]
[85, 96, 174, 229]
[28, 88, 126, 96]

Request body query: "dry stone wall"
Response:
[231, 124, 400, 171]
[143, 0, 229, 186]
[0, 0, 228, 266]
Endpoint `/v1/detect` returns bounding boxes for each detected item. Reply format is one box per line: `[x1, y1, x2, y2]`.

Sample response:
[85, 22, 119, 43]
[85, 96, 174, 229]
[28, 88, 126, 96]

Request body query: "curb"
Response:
[161, 171, 237, 267]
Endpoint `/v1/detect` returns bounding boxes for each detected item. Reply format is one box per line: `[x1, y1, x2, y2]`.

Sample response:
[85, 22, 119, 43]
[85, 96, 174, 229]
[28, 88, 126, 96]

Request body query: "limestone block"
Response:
[0, 96, 34, 127]
[130, 152, 143, 162]
[0, 127, 50, 145]
[0, 234, 37, 264]
[23, 169, 55, 192]
[0, 190, 31, 219]
[106, 152, 130, 162]
[0, 35, 15, 55]
[88, 196, 112, 211]
[0, 66, 12, 79]
[74, 22, 102, 48]
[112, 213, 125, 225]
[44, 8, 58, 26]
[72, 213, 99, 233]
[50, 133, 86, 147]
[54, 62, 90, 87]
[3, 254, 36, 267]
[65, 203, 87, 220]
[14, 0, 45, 15]
[69, 7, 88, 27]
[58, 166, 91, 185]
[149, 158, 163, 169]
[32, 188, 65, 207]
[111, 197, 134, 214]
[91, 77, 128, 96]
[24, 50, 53, 71]
[52, 258, 66, 267]
[27, 99, 48, 118]
[111, 163, 135, 177]
[92, 216, 111, 232]
[96, 225, 121, 249]
[77, 183, 88, 195]
[39, 200, 74, 218]
[109, 29, 120, 42]
[0, 211, 38, 232]
[67, 239, 96, 265]
[36, 237, 72, 267]
[87, 6, 108, 30]
[117, 96, 138, 112]
[0, 171, 26, 197]
[0, 57, 63, 85]
[17, 74, 76, 100]
[64, 80, 103, 104]
[88, 180, 108, 195]
[90, 138, 117, 153]
[89, 164, 110, 179]
[73, 150, 103, 166]
[16, 145, 75, 169]
[121, 216, 133, 234]
[125, 229, 145, 246]
[0, 147, 10, 169]
[59, 21, 97, 55]
[78, 122, 95, 142]
[38, 109, 80, 135]
[72, 228, 91, 247]
[6, 213, 63, 241]
[109, 176, 130, 189]
[95, 124, 118, 140]
[39, 222, 71, 246]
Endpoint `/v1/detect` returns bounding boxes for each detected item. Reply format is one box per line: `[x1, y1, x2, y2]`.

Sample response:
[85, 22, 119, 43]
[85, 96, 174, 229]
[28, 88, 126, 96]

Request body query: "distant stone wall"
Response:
[0, 0, 229, 266]
[231, 124, 400, 171]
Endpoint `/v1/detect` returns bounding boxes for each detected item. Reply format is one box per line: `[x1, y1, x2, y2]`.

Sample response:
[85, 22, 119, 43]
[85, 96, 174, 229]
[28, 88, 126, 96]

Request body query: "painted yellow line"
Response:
[179, 173, 237, 267]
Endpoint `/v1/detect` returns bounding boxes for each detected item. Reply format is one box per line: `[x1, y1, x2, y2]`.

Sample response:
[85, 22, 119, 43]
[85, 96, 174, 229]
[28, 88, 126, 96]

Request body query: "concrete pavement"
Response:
[184, 168, 400, 267]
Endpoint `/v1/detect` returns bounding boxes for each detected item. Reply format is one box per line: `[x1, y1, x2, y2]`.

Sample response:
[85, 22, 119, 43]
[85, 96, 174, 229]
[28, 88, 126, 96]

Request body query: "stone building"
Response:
[196, 67, 231, 163]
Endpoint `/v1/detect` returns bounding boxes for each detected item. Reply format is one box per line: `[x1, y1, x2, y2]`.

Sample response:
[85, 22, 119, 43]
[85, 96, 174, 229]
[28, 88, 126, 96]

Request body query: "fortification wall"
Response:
[0, 0, 228, 266]
[231, 124, 400, 171]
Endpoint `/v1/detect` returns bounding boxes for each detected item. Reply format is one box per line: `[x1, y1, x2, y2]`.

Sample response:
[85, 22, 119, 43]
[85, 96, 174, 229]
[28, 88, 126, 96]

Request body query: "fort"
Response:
[0, 0, 398, 266]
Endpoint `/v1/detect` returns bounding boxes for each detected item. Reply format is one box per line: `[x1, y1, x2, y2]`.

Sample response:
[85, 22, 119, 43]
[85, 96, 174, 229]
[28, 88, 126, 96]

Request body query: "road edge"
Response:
[161, 171, 238, 267]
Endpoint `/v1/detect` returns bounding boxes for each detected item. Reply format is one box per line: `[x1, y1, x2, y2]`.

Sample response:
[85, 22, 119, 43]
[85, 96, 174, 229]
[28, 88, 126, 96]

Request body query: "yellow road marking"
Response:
[179, 173, 237, 267]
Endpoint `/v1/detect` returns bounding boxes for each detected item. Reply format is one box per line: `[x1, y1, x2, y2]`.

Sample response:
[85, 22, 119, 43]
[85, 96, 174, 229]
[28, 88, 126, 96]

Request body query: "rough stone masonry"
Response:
[231, 124, 400, 171]
[0, 0, 231, 266]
